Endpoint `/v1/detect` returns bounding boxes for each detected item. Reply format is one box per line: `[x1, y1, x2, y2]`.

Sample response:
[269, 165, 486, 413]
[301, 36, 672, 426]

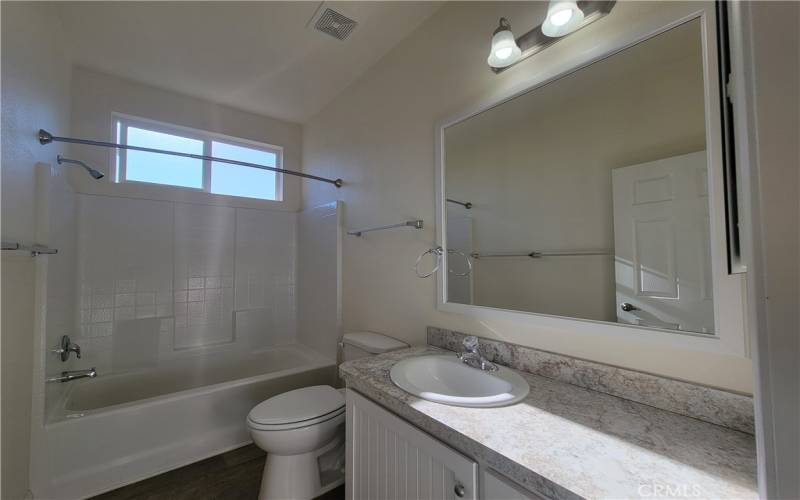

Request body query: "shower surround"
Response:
[29, 168, 341, 498]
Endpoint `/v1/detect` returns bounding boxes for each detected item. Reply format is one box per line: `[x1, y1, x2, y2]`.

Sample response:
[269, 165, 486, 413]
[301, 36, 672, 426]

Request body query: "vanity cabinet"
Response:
[347, 390, 477, 499]
[347, 390, 542, 500]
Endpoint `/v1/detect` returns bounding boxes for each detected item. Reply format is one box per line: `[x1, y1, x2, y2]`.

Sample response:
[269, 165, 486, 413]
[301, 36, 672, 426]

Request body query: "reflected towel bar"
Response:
[471, 249, 611, 259]
[38, 129, 343, 188]
[446, 199, 472, 209]
[348, 219, 423, 237]
[2, 241, 58, 257]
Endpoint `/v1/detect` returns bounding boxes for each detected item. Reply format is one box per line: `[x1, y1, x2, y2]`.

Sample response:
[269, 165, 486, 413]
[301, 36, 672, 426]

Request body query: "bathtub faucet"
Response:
[47, 368, 97, 383]
[53, 335, 82, 362]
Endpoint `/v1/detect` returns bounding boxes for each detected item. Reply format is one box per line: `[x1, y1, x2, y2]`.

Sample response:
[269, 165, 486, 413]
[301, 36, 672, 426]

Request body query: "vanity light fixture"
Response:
[541, 1, 585, 37]
[487, 18, 522, 69]
[488, 0, 616, 73]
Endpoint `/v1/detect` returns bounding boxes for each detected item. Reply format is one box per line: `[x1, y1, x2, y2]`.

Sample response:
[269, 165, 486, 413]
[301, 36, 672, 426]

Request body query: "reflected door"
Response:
[612, 151, 714, 333]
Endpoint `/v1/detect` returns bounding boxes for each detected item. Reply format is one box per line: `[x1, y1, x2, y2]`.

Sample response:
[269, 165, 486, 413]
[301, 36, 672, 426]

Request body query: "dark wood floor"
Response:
[91, 445, 345, 500]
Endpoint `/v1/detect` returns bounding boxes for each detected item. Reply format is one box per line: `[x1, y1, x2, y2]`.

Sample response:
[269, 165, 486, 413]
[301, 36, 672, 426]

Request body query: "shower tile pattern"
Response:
[173, 203, 235, 349]
[69, 194, 298, 378]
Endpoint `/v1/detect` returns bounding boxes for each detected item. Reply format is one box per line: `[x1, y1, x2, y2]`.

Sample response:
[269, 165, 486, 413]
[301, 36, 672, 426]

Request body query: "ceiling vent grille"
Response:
[314, 8, 358, 40]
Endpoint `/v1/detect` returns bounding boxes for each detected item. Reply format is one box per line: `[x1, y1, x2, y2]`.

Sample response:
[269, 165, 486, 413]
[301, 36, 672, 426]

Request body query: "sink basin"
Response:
[389, 354, 530, 408]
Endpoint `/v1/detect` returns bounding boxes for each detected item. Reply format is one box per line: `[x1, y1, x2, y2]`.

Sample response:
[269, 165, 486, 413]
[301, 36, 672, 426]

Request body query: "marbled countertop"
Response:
[340, 347, 757, 500]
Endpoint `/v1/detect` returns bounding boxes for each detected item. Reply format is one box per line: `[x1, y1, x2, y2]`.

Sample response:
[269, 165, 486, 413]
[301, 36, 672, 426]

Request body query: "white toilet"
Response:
[247, 332, 408, 500]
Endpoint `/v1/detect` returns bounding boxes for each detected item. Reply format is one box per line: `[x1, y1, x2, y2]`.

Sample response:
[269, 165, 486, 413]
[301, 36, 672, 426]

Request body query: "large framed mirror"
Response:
[436, 6, 747, 356]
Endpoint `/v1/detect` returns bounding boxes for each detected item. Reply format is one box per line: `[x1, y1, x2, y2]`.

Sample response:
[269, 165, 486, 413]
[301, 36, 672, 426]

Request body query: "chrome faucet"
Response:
[52, 335, 82, 362]
[457, 336, 498, 371]
[46, 368, 97, 383]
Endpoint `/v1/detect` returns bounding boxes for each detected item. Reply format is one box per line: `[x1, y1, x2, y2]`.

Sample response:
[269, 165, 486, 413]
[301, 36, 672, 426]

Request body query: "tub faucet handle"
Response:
[69, 342, 81, 359]
[53, 335, 82, 362]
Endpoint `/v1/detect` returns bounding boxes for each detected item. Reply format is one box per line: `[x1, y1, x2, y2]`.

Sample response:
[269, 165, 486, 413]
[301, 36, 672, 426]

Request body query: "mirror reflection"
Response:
[444, 19, 716, 334]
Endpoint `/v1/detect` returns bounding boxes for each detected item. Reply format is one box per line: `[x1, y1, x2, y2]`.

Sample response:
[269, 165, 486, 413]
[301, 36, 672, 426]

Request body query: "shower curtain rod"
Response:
[38, 129, 343, 188]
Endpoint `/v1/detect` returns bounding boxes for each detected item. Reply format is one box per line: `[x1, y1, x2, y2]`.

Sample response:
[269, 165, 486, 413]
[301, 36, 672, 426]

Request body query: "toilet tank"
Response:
[341, 332, 409, 361]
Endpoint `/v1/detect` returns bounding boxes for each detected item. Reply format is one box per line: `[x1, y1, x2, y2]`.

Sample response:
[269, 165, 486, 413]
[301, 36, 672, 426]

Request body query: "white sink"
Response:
[389, 354, 530, 408]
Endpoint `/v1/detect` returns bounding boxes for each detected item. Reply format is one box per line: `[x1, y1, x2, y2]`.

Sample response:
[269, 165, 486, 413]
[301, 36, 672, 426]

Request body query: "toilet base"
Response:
[258, 434, 345, 500]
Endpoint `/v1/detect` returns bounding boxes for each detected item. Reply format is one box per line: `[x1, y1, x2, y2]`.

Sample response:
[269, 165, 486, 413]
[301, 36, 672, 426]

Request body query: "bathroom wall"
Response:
[28, 68, 309, 418]
[741, 2, 800, 497]
[1, 2, 72, 498]
[297, 202, 342, 361]
[50, 67, 309, 379]
[65, 194, 298, 380]
[302, 1, 754, 393]
[68, 67, 303, 211]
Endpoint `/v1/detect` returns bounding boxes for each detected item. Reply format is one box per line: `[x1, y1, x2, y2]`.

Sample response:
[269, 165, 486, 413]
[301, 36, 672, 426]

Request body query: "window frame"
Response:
[111, 113, 284, 201]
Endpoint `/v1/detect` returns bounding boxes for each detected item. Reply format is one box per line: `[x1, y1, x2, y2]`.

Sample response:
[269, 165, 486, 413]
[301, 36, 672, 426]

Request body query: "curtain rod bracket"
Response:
[38, 129, 53, 144]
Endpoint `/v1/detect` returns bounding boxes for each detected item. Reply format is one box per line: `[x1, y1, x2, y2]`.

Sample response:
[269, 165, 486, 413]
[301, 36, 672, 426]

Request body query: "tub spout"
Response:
[47, 368, 97, 383]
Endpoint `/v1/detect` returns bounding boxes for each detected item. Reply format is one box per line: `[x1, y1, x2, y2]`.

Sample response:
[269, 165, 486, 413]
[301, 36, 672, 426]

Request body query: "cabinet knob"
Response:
[620, 302, 639, 312]
[454, 483, 466, 497]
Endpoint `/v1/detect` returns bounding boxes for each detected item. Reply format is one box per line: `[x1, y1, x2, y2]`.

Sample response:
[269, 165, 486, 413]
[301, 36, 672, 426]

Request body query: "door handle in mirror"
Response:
[620, 302, 639, 312]
[454, 483, 466, 497]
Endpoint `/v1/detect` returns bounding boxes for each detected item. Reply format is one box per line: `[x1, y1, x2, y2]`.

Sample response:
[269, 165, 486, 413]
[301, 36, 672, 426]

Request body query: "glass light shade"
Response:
[487, 28, 522, 68]
[541, 0, 585, 37]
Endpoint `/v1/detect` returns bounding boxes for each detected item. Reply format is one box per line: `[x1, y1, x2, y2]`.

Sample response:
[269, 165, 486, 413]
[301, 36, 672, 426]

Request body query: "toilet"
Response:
[247, 332, 408, 500]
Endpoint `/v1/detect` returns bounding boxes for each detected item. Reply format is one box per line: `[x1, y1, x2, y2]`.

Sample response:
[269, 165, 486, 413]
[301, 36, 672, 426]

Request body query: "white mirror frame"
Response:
[435, 2, 749, 358]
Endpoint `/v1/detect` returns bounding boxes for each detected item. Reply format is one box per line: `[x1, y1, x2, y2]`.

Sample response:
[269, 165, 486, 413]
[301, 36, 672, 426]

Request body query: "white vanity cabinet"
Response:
[347, 390, 543, 500]
[347, 390, 477, 499]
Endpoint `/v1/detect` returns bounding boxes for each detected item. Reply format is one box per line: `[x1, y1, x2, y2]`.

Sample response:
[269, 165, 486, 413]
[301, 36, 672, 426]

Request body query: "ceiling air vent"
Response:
[313, 8, 358, 41]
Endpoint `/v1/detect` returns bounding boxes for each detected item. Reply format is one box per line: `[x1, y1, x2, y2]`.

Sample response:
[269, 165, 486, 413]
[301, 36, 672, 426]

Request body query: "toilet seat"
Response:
[247, 385, 345, 431]
[247, 406, 345, 431]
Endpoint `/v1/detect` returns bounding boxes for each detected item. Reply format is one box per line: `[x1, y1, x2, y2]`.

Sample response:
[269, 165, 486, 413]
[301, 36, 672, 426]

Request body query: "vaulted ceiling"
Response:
[57, 2, 442, 123]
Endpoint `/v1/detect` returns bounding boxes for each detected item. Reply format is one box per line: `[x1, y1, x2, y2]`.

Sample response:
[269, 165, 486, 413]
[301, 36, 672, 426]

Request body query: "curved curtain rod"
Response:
[38, 129, 343, 188]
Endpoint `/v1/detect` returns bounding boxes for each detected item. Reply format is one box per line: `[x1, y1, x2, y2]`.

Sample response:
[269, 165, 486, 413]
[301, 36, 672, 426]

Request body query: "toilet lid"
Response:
[248, 385, 345, 426]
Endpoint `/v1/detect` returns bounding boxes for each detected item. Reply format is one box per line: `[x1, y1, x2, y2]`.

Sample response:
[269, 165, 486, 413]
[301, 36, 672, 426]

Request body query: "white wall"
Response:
[63, 194, 298, 384]
[1, 2, 72, 498]
[302, 1, 754, 393]
[736, 2, 800, 498]
[68, 67, 304, 211]
[297, 202, 342, 361]
[445, 21, 705, 321]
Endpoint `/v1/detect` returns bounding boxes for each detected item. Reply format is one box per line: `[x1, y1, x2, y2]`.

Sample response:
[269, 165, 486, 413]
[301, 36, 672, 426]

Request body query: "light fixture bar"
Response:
[492, 0, 616, 74]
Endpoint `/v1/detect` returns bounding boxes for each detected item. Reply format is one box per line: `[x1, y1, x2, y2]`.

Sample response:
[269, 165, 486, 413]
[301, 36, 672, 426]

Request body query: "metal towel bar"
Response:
[2, 241, 58, 257]
[348, 219, 423, 237]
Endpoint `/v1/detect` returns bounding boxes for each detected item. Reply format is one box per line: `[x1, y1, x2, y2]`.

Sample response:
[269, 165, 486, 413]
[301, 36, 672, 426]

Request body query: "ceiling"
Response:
[57, 1, 442, 124]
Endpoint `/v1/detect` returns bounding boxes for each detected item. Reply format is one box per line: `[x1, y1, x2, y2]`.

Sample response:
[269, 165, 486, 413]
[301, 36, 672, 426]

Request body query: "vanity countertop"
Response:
[340, 347, 757, 500]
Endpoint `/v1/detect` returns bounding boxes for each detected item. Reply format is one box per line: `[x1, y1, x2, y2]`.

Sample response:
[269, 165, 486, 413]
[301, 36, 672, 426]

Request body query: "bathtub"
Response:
[34, 344, 337, 499]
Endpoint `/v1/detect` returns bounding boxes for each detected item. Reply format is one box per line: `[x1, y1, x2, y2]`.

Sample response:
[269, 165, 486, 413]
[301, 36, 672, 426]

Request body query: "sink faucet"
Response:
[457, 336, 498, 371]
[46, 368, 97, 383]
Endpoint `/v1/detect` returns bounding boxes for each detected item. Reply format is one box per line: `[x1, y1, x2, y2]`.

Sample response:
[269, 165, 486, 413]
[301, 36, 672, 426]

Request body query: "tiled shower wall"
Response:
[69, 194, 297, 377]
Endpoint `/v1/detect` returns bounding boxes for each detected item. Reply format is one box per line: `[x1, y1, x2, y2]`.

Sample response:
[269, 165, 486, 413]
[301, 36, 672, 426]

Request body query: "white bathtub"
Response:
[34, 344, 337, 499]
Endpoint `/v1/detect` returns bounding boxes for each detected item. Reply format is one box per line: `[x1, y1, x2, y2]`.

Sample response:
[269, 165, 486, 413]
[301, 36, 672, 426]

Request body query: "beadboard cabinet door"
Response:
[346, 390, 478, 500]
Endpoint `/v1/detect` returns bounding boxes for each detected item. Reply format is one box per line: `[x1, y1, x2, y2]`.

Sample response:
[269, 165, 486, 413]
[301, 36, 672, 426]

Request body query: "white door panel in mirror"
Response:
[442, 18, 723, 337]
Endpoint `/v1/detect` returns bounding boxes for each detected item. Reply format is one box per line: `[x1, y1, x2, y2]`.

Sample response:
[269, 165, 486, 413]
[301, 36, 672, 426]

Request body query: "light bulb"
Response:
[487, 18, 522, 69]
[495, 47, 513, 60]
[541, 1, 584, 37]
[549, 8, 573, 27]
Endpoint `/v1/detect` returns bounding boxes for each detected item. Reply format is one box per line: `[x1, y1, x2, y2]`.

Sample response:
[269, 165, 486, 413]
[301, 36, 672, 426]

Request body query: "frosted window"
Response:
[125, 127, 204, 188]
[211, 142, 277, 200]
[114, 116, 282, 201]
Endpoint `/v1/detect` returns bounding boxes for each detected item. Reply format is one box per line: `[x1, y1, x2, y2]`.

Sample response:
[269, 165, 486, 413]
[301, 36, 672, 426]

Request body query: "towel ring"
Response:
[414, 247, 472, 278]
[447, 248, 473, 277]
[415, 247, 443, 278]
